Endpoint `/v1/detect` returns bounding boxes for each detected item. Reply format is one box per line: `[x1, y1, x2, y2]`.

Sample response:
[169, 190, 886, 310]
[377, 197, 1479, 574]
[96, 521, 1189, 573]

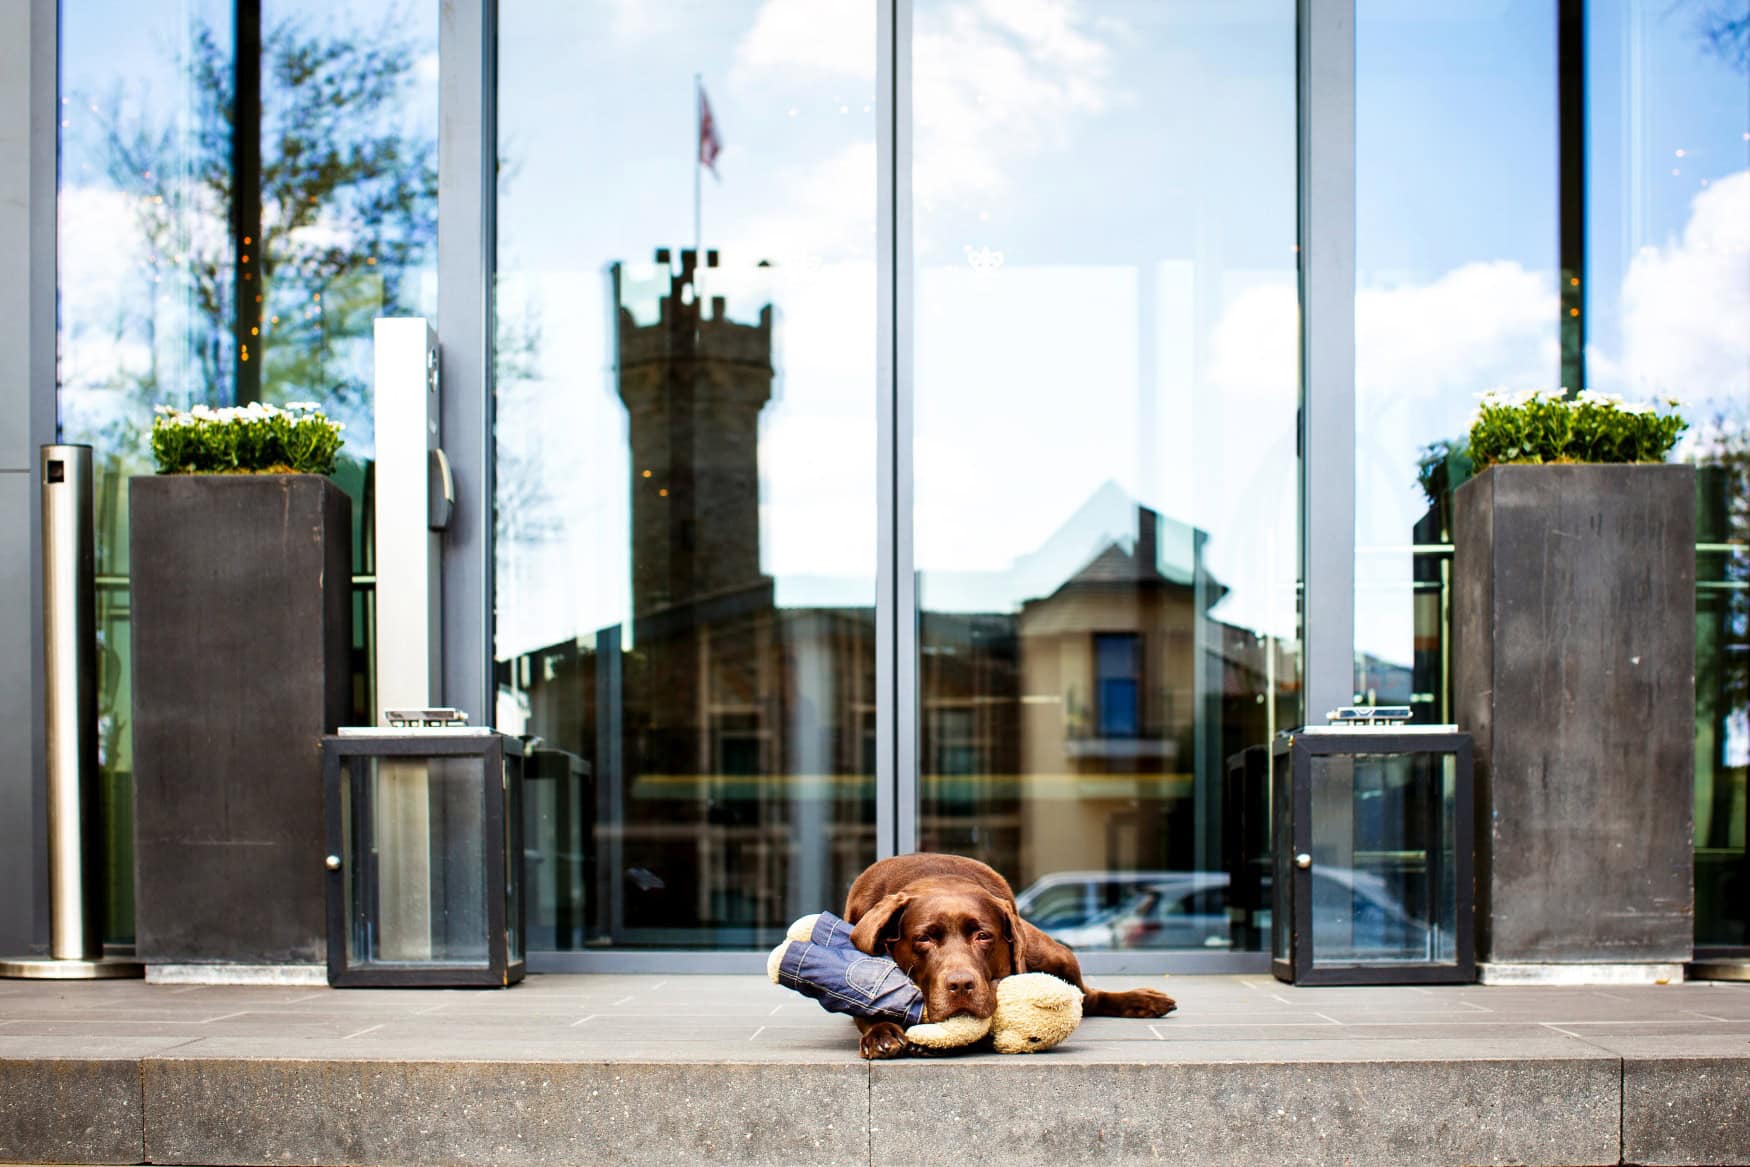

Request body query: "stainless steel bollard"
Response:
[0, 446, 141, 979]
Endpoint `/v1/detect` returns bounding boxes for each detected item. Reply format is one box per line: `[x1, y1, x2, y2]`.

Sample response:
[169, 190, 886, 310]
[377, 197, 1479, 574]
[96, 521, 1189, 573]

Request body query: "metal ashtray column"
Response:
[0, 446, 142, 979]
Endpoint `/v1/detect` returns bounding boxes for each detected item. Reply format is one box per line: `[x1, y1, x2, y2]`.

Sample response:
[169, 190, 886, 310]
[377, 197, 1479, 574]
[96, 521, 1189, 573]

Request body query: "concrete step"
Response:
[3, 975, 1748, 1166]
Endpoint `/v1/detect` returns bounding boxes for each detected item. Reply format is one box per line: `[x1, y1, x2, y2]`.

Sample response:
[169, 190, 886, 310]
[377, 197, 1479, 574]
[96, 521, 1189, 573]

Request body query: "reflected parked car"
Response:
[1015, 871, 1233, 950]
[1016, 867, 1429, 953]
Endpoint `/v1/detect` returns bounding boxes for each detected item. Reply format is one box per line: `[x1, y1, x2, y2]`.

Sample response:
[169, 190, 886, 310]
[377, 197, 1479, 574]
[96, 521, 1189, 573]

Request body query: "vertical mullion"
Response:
[1557, 0, 1585, 393]
[892, 0, 917, 856]
[876, 0, 912, 860]
[1298, 0, 1356, 724]
[875, 0, 894, 860]
[437, 0, 494, 723]
[233, 0, 261, 404]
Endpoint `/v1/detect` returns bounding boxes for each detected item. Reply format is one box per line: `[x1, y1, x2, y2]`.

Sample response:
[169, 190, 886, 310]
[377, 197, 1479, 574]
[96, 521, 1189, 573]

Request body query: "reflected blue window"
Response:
[1095, 633, 1141, 739]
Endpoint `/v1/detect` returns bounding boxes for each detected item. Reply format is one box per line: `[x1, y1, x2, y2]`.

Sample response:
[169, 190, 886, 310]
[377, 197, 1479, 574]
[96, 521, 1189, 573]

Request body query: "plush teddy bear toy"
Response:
[767, 912, 1082, 1054]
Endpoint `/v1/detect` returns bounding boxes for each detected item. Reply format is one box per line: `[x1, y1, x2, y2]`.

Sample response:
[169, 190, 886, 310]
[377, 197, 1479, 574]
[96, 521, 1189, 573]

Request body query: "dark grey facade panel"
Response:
[0, 0, 58, 955]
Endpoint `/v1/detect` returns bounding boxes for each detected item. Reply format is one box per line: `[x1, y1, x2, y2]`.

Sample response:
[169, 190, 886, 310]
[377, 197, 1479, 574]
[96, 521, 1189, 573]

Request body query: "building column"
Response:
[0, 0, 58, 954]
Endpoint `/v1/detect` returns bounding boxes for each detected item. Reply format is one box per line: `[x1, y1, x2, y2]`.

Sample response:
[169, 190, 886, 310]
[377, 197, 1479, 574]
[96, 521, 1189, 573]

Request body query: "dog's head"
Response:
[849, 877, 1027, 1022]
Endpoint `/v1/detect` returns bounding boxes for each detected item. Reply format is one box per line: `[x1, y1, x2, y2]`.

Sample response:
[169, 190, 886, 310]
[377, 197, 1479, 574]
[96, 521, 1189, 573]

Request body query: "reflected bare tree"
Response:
[94, 7, 437, 446]
[1680, 0, 1750, 71]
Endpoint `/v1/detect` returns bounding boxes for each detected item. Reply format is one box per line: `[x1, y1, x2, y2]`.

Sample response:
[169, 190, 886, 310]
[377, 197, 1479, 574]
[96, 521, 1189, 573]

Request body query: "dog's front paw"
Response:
[858, 1021, 908, 1060]
[1089, 987, 1177, 1018]
[1122, 988, 1177, 1018]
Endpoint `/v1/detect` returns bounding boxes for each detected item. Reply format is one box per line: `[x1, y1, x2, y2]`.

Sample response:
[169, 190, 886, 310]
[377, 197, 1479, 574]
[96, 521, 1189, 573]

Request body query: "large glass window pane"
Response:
[1353, 2, 1559, 719]
[58, 0, 439, 944]
[494, 1, 878, 949]
[1587, 1, 1750, 952]
[912, 1, 1300, 952]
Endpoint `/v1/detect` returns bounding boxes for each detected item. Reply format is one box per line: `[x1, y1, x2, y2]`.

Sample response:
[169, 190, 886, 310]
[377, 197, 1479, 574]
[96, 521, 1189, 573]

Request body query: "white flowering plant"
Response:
[149, 401, 345, 475]
[1467, 389, 1686, 471]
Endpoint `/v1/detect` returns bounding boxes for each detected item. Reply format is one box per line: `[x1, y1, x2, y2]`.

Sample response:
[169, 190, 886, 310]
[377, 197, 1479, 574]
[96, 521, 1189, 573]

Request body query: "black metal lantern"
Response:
[321, 728, 525, 987]
[1271, 715, 1474, 985]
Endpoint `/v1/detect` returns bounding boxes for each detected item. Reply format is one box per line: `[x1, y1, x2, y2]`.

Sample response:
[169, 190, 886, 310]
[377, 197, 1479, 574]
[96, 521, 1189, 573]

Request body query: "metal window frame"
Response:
[517, 0, 1351, 976]
[437, 0, 496, 725]
[875, 0, 903, 862]
[1299, 0, 1357, 722]
[889, 0, 920, 860]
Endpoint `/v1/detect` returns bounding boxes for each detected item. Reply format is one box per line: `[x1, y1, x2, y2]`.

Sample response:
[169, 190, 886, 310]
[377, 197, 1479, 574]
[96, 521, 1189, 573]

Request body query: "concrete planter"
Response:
[1453, 463, 1695, 982]
[129, 474, 352, 977]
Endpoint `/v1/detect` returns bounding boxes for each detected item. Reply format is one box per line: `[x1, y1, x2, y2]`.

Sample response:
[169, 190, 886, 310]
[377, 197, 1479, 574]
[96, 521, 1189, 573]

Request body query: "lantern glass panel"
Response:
[340, 755, 491, 967]
[1308, 752, 1458, 966]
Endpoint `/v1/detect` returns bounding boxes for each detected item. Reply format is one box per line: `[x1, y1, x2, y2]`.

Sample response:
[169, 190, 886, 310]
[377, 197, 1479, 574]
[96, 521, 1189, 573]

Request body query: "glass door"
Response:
[493, 1, 880, 950]
[494, 0, 1302, 961]
[910, 0, 1301, 958]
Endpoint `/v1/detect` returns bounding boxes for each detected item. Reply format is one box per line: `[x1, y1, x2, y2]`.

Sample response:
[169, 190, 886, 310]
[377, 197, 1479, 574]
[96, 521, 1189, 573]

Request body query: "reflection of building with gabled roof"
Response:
[1015, 506, 1218, 882]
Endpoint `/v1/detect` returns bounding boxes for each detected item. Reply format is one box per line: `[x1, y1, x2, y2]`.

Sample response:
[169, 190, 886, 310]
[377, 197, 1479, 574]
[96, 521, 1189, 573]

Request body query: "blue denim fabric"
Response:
[775, 911, 925, 1027]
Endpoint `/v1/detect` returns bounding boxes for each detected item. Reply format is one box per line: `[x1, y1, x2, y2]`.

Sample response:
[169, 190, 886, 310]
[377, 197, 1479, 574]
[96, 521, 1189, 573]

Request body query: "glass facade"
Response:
[40, 0, 1749, 964]
[493, 1, 879, 948]
[1586, 0, 1749, 951]
[1352, 1, 1560, 721]
[56, 0, 438, 943]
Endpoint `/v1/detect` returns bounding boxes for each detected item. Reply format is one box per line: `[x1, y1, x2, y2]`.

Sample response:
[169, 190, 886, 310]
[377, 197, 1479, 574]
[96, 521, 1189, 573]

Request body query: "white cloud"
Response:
[732, 0, 875, 86]
[729, 0, 1120, 243]
[599, 0, 677, 44]
[1207, 281, 1299, 397]
[1357, 260, 1558, 402]
[912, 0, 1115, 214]
[1613, 168, 1750, 405]
[718, 141, 877, 266]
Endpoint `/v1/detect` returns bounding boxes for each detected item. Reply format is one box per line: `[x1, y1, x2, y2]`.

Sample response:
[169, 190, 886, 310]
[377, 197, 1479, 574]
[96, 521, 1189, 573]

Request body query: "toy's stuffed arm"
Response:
[766, 914, 820, 983]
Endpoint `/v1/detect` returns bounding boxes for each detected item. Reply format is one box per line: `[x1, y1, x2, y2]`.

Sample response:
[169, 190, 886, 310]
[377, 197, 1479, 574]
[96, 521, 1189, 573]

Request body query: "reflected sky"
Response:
[53, 0, 1748, 673]
[1354, 0, 1746, 673]
[58, 0, 440, 457]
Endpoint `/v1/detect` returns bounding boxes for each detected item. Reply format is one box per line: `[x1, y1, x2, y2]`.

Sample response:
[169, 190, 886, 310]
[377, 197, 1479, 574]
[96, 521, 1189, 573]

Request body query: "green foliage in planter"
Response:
[150, 402, 346, 475]
[1416, 438, 1475, 508]
[1468, 389, 1686, 471]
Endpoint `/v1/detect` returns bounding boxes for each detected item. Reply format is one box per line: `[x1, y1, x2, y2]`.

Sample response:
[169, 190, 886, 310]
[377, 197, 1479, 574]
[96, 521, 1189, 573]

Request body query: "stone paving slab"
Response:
[143, 1059, 870, 1167]
[869, 1056, 1621, 1167]
[0, 975, 1747, 1165]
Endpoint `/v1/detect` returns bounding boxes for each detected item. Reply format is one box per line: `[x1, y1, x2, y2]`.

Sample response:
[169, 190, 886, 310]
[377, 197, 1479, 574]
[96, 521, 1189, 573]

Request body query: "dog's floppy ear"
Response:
[1001, 900, 1029, 975]
[849, 893, 911, 956]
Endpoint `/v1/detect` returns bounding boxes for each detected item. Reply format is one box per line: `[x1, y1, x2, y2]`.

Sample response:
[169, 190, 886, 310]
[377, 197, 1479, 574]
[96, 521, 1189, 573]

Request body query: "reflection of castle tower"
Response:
[613, 248, 777, 782]
[616, 249, 774, 627]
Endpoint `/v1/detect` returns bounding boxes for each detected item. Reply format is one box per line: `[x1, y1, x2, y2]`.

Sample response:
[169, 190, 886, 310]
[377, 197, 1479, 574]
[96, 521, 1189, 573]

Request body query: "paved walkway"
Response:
[2, 973, 1748, 1165]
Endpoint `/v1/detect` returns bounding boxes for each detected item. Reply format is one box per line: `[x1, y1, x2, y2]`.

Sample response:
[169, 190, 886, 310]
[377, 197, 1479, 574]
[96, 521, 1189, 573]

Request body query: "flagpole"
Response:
[693, 73, 702, 261]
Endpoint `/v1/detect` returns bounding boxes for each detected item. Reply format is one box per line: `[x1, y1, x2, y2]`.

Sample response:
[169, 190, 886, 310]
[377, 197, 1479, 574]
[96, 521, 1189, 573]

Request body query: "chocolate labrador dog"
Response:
[843, 853, 1177, 1059]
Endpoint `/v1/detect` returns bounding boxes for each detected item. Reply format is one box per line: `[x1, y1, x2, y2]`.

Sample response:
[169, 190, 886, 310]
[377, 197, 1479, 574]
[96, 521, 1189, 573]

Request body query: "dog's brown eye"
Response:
[913, 933, 933, 945]
[975, 931, 993, 943]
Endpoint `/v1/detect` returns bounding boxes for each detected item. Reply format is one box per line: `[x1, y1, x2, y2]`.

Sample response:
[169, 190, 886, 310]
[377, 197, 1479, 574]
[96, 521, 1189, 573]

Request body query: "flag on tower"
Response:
[699, 86, 722, 179]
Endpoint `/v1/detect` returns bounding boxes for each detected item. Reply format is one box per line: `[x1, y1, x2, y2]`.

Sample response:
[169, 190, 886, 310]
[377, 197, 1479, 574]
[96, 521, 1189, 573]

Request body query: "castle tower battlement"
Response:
[614, 248, 775, 623]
